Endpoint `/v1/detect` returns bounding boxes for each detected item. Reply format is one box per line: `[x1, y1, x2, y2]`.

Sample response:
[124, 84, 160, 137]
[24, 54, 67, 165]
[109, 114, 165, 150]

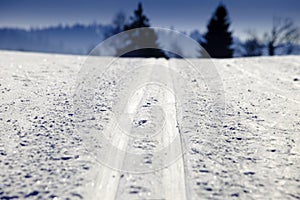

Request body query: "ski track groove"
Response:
[92, 58, 188, 200]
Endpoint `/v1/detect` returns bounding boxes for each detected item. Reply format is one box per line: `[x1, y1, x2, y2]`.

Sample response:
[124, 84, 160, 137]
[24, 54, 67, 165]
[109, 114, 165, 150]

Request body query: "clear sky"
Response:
[0, 0, 299, 39]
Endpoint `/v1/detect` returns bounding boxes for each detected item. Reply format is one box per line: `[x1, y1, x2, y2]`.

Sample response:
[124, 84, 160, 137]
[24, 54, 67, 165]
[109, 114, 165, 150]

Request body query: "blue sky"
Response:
[0, 0, 299, 39]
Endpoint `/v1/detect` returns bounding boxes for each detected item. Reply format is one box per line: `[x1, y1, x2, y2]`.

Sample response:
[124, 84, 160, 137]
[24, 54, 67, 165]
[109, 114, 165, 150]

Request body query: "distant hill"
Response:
[0, 23, 114, 55]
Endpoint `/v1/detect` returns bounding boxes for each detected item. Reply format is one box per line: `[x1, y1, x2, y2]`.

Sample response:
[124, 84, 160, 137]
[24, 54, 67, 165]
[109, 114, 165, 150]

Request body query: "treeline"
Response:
[113, 2, 299, 58]
[0, 2, 299, 58]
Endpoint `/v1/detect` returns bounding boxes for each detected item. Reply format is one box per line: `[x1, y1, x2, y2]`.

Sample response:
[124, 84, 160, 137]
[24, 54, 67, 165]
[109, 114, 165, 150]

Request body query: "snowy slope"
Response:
[0, 51, 299, 199]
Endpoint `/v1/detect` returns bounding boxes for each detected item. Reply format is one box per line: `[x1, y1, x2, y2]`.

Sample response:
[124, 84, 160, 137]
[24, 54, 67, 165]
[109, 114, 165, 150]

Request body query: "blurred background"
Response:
[0, 0, 299, 58]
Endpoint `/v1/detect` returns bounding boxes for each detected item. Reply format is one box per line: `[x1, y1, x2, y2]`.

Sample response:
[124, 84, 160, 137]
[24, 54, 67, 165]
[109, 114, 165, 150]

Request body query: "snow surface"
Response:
[0, 51, 299, 199]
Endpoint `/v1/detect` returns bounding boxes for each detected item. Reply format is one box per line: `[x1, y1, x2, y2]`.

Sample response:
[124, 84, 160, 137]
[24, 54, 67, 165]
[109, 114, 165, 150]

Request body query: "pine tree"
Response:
[124, 3, 150, 30]
[117, 3, 167, 58]
[201, 4, 233, 58]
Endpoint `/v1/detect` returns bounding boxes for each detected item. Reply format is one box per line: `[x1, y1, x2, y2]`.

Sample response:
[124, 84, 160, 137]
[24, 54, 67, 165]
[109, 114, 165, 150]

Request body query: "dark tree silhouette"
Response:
[124, 3, 150, 30]
[201, 4, 233, 58]
[243, 39, 263, 57]
[116, 2, 167, 58]
[242, 31, 264, 57]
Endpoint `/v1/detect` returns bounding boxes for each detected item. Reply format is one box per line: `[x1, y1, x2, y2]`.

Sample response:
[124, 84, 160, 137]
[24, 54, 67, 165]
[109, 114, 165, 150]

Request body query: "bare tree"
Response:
[265, 17, 300, 56]
[112, 11, 127, 35]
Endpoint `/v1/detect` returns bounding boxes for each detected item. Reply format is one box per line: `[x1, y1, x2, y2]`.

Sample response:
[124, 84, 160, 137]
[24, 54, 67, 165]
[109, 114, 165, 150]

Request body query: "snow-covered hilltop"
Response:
[0, 51, 299, 199]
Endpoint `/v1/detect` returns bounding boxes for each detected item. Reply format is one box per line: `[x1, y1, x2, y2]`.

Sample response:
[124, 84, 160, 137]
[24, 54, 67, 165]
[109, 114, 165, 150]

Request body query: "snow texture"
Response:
[0, 51, 299, 200]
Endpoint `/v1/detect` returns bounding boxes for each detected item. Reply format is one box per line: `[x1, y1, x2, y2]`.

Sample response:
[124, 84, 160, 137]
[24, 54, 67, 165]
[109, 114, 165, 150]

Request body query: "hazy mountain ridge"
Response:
[0, 24, 114, 55]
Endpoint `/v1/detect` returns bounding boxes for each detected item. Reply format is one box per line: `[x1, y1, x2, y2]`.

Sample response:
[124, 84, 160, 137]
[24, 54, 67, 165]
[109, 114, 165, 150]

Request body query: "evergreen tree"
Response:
[124, 3, 150, 30]
[117, 3, 167, 58]
[201, 4, 233, 58]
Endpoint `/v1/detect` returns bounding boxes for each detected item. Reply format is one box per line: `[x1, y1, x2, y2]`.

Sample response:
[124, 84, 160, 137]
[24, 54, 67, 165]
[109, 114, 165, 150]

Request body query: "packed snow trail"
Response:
[88, 59, 188, 200]
[0, 51, 299, 200]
